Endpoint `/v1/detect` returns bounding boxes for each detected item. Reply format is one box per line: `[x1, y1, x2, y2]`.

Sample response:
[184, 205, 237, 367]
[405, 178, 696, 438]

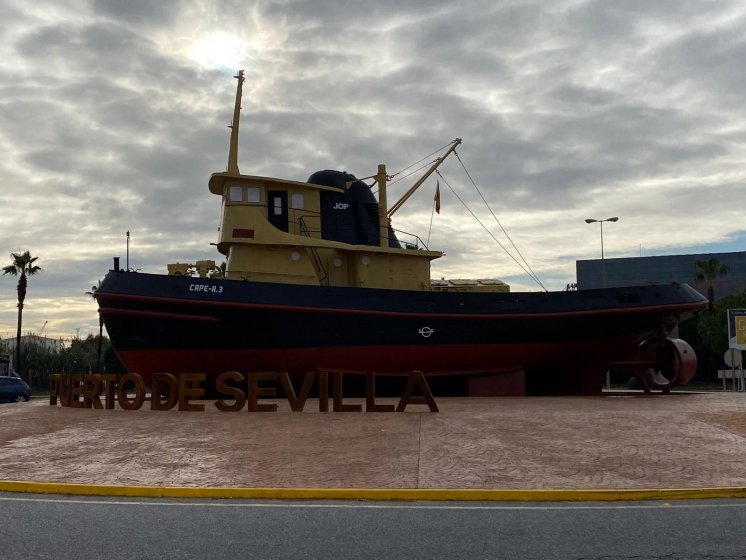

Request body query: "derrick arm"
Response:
[387, 138, 461, 217]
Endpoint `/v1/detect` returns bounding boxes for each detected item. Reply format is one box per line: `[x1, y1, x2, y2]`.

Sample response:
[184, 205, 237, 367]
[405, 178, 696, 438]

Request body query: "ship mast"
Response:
[376, 164, 389, 248]
[387, 138, 462, 217]
[227, 70, 245, 176]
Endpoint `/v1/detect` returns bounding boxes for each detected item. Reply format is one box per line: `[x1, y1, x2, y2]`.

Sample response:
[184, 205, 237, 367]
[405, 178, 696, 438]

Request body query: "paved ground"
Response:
[1, 393, 745, 490]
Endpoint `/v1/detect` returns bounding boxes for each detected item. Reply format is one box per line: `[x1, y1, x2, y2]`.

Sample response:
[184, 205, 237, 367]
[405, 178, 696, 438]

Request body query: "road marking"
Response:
[2, 494, 746, 511]
[3, 480, 746, 502]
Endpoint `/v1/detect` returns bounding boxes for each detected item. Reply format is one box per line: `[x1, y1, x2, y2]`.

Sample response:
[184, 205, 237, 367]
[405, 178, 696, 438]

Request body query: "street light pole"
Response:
[585, 216, 619, 288]
[585, 216, 619, 391]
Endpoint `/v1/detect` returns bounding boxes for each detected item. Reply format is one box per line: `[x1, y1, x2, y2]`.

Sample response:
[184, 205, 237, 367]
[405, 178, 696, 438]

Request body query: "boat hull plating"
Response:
[96, 271, 707, 395]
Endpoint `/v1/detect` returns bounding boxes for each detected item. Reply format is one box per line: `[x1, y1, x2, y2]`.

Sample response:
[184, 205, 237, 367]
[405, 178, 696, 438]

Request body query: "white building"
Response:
[0, 334, 64, 354]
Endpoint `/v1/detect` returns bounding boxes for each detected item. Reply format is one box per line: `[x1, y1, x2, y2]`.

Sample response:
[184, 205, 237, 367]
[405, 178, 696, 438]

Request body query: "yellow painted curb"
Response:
[1, 480, 746, 501]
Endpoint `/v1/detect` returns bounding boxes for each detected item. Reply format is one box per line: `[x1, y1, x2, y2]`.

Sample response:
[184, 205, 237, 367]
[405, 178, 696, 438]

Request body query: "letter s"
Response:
[215, 371, 246, 411]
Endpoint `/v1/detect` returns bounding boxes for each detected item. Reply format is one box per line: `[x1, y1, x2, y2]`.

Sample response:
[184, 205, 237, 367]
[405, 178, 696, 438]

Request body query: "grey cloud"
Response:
[559, 0, 727, 41]
[14, 20, 204, 91]
[653, 26, 746, 104]
[262, 0, 448, 24]
[91, 0, 182, 27]
[550, 85, 618, 108]
[14, 21, 150, 64]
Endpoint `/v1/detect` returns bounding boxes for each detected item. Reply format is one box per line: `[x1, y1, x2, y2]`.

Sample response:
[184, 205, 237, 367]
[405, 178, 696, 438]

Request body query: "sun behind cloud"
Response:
[187, 32, 247, 69]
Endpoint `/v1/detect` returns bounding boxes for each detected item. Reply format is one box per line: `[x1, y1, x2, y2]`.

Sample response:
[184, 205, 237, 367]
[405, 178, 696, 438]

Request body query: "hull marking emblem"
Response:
[418, 327, 434, 338]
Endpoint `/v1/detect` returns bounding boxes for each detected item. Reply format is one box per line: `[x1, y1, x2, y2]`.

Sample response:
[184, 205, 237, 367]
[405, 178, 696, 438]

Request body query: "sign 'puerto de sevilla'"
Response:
[49, 371, 439, 413]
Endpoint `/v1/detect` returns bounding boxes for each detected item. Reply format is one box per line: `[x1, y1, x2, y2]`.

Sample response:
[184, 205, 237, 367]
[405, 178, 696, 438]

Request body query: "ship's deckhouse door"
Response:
[268, 190, 289, 232]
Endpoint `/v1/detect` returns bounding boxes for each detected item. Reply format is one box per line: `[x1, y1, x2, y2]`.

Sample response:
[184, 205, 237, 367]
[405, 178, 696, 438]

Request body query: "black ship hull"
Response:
[95, 270, 707, 395]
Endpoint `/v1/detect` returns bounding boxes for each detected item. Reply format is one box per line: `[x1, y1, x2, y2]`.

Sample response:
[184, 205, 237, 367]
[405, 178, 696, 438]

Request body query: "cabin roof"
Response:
[209, 172, 348, 196]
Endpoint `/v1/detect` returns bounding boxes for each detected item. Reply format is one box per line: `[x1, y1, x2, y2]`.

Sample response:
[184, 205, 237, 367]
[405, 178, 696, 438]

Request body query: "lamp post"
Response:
[585, 217, 618, 392]
[585, 217, 618, 260]
[585, 216, 619, 288]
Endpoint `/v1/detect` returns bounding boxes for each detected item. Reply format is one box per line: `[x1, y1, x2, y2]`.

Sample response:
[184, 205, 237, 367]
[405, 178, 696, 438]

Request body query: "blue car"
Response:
[0, 376, 30, 402]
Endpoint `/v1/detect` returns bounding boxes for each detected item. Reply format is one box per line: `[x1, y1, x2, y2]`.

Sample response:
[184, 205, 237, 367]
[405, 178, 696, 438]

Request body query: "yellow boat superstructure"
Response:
[173, 70, 509, 294]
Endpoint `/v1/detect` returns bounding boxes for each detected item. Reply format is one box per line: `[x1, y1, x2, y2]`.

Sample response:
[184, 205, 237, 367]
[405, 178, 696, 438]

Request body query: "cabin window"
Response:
[229, 185, 243, 202]
[273, 197, 283, 216]
[291, 194, 304, 209]
[247, 187, 261, 203]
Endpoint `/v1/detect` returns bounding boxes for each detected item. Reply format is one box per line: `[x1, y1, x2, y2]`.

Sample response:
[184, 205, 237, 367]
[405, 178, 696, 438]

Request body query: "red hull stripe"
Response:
[97, 292, 707, 321]
[114, 338, 639, 376]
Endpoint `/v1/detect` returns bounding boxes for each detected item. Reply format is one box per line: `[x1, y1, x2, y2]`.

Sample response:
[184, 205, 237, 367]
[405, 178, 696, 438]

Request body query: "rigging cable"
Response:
[373, 140, 457, 194]
[436, 170, 547, 291]
[389, 140, 455, 182]
[375, 140, 545, 289]
[370, 159, 437, 196]
[426, 187, 437, 248]
[452, 150, 546, 291]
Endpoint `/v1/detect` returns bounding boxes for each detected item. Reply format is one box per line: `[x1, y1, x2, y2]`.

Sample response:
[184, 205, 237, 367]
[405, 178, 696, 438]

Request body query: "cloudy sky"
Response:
[1, 0, 745, 339]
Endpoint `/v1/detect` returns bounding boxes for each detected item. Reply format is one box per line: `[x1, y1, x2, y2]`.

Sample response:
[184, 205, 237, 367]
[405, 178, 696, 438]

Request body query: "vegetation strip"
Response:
[1, 481, 745, 502]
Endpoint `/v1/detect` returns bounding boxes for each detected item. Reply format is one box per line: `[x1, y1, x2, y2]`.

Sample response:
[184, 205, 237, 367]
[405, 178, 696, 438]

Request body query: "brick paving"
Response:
[1, 393, 745, 490]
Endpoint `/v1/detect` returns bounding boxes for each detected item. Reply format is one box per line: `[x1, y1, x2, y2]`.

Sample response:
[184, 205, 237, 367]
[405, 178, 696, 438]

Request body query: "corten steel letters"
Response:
[49, 371, 438, 413]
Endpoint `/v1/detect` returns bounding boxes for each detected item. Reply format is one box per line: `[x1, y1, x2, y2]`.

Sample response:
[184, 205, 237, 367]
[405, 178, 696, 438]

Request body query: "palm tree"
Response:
[694, 257, 730, 311]
[2, 251, 42, 376]
[85, 280, 103, 374]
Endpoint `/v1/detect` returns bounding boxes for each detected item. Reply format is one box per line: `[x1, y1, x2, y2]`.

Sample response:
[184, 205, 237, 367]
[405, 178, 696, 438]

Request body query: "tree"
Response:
[2, 251, 42, 377]
[85, 280, 104, 374]
[696, 290, 746, 358]
[694, 257, 730, 311]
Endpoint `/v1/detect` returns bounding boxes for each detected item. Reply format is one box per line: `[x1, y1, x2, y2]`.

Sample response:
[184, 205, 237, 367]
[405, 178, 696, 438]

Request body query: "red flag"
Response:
[434, 181, 441, 214]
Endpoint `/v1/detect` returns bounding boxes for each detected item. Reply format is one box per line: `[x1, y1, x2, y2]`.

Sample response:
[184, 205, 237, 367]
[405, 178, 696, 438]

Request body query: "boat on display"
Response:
[95, 71, 708, 396]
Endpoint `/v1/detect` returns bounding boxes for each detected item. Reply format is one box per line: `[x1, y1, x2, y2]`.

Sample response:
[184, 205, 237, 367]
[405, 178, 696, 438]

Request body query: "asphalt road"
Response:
[1, 493, 745, 559]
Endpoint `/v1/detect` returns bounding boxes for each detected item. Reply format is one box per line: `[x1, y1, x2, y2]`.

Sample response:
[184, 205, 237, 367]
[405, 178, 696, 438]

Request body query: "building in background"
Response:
[0, 334, 64, 355]
[576, 251, 746, 298]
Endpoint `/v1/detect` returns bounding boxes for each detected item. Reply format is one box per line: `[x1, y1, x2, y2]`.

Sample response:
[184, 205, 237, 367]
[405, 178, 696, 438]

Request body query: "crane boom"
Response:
[387, 138, 461, 217]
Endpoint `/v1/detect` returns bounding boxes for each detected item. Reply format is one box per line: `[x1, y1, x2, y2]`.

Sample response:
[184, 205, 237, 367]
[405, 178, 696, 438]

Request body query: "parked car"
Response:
[0, 376, 30, 403]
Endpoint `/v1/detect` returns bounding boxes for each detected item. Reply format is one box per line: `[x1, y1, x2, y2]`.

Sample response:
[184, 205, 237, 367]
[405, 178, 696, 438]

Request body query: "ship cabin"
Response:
[208, 168, 443, 290]
[197, 70, 508, 294]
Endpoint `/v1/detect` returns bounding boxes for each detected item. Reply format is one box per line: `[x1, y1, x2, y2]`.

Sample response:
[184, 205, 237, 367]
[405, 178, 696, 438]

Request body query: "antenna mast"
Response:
[227, 70, 245, 175]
